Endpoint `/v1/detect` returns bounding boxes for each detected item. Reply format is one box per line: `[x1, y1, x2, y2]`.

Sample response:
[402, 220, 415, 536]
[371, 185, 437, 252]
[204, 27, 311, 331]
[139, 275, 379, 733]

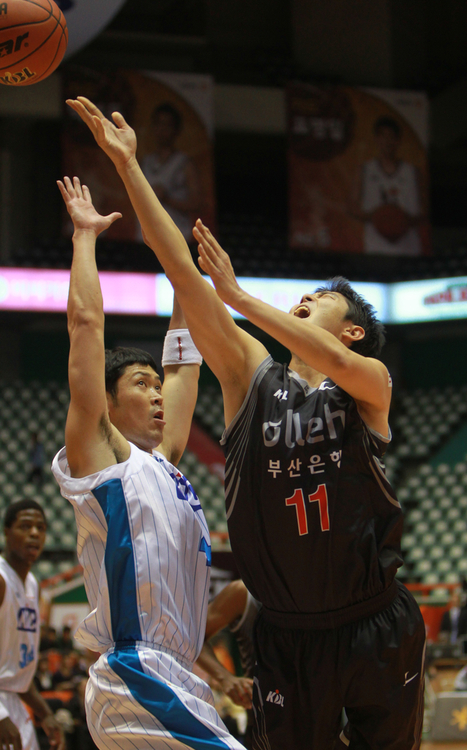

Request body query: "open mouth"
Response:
[293, 305, 310, 319]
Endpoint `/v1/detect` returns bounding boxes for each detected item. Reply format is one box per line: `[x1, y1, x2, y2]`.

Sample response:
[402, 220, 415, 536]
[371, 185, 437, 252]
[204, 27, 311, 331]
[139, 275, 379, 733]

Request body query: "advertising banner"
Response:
[287, 83, 430, 256]
[3, 268, 467, 325]
[62, 69, 216, 243]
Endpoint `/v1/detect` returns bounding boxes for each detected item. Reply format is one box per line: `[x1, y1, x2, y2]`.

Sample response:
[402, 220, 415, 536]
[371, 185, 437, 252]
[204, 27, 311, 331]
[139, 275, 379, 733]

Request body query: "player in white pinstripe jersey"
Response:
[52, 175, 245, 750]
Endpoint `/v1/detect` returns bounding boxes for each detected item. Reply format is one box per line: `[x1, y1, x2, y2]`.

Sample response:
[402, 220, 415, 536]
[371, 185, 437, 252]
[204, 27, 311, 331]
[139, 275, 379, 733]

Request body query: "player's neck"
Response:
[4, 552, 30, 583]
[288, 356, 327, 389]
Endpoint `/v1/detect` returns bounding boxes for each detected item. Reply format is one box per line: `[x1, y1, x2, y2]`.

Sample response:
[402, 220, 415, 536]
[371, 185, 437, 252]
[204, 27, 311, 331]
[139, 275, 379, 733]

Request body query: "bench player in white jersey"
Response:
[64, 98, 425, 750]
[51, 175, 245, 750]
[0, 499, 64, 750]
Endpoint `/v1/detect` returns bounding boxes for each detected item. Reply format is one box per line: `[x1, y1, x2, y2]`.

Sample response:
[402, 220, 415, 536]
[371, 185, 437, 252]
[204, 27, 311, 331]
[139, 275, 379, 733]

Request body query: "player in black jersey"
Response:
[69, 97, 426, 750]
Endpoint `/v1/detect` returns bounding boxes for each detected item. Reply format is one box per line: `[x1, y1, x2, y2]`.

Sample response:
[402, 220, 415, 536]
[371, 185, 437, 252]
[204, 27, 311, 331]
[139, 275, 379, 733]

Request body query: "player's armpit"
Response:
[65, 404, 127, 478]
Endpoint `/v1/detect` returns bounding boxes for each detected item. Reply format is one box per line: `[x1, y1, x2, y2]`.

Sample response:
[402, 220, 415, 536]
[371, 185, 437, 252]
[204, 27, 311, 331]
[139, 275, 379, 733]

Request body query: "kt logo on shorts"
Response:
[266, 689, 285, 707]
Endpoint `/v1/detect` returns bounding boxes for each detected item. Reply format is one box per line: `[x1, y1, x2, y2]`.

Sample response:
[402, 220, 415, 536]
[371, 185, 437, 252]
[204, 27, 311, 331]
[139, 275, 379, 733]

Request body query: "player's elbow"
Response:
[68, 306, 104, 336]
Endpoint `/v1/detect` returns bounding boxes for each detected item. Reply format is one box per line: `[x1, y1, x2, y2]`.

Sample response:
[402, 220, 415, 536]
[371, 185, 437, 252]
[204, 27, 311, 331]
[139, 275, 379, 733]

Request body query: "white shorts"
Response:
[0, 691, 39, 750]
[86, 645, 245, 749]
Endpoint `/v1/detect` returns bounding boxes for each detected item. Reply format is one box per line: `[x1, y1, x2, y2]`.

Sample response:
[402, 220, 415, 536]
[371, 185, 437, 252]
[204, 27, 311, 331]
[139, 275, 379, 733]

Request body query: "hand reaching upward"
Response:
[193, 219, 243, 309]
[57, 176, 122, 236]
[66, 96, 137, 170]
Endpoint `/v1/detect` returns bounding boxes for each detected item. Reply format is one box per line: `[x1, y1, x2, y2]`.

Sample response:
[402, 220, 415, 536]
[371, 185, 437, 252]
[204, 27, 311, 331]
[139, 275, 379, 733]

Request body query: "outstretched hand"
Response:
[57, 176, 122, 236]
[193, 220, 242, 308]
[66, 96, 137, 170]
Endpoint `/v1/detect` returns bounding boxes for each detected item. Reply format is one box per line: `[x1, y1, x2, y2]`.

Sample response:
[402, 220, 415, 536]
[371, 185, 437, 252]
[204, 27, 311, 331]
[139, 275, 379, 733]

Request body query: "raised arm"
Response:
[66, 97, 267, 425]
[57, 176, 127, 477]
[195, 221, 391, 433]
[158, 295, 200, 466]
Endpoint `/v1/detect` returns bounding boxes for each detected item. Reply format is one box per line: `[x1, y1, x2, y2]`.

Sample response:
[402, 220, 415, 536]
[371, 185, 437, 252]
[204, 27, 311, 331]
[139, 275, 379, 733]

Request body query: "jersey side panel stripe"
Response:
[92, 478, 142, 644]
[107, 650, 232, 750]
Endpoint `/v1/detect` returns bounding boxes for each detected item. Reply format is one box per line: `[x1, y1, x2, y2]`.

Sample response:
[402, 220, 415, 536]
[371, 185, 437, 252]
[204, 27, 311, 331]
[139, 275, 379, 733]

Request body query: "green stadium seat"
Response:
[440, 532, 456, 547]
[424, 573, 440, 585]
[407, 509, 423, 525]
[443, 572, 460, 584]
[435, 559, 452, 577]
[406, 546, 425, 563]
[420, 532, 436, 548]
[419, 499, 435, 513]
[413, 559, 432, 577]
[428, 545, 445, 561]
[61, 533, 76, 549]
[401, 534, 417, 550]
[447, 545, 464, 560]
[412, 521, 430, 537]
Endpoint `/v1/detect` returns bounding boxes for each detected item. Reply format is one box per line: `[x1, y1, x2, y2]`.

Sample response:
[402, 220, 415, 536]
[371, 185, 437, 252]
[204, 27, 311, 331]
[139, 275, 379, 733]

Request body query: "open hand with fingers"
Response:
[66, 96, 137, 170]
[193, 219, 243, 308]
[57, 176, 122, 236]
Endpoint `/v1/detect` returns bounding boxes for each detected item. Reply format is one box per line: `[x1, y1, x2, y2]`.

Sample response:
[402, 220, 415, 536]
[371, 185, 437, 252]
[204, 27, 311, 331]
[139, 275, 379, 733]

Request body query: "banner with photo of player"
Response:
[287, 83, 430, 256]
[62, 69, 216, 243]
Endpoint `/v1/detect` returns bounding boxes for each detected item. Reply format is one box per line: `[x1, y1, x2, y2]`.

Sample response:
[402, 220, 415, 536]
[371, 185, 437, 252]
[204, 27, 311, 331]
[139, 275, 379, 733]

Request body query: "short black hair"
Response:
[373, 116, 401, 139]
[151, 102, 183, 132]
[314, 276, 386, 358]
[4, 499, 47, 529]
[105, 347, 160, 399]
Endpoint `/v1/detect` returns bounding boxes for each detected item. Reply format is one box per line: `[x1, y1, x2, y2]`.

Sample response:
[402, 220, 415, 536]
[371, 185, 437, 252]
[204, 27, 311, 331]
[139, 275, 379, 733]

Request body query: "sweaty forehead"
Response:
[124, 364, 160, 380]
[14, 509, 46, 526]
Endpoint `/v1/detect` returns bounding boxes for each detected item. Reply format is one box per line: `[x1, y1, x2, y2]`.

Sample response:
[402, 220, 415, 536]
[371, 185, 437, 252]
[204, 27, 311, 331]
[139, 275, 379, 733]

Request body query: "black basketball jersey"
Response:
[222, 356, 403, 616]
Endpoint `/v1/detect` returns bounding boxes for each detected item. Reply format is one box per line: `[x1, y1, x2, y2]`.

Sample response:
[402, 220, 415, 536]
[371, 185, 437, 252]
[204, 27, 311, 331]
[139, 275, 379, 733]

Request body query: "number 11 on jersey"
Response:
[285, 485, 330, 535]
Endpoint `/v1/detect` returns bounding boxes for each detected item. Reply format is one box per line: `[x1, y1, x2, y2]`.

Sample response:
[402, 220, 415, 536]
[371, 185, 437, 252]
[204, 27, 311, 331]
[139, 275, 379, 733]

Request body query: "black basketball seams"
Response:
[32, 22, 67, 82]
[0, 0, 57, 32]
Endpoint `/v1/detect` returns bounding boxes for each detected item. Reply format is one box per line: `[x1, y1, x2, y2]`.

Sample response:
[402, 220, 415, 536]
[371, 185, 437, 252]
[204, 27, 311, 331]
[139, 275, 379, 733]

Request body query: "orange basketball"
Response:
[0, 0, 68, 86]
[371, 203, 410, 243]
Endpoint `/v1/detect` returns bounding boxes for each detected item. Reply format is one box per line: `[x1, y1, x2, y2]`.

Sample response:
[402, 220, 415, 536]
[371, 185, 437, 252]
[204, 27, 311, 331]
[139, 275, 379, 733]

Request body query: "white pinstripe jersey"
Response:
[0, 557, 40, 693]
[51, 443, 211, 664]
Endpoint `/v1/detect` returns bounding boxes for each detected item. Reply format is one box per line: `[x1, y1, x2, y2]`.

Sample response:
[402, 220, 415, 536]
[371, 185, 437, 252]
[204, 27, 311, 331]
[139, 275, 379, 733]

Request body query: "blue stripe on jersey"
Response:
[108, 649, 231, 750]
[199, 537, 212, 567]
[93, 478, 142, 644]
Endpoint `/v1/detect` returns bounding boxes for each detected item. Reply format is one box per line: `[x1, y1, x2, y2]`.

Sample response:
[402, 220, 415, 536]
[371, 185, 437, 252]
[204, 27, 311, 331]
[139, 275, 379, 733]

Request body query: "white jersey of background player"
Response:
[355, 116, 425, 256]
[53, 171, 244, 750]
[361, 158, 421, 256]
[0, 500, 64, 750]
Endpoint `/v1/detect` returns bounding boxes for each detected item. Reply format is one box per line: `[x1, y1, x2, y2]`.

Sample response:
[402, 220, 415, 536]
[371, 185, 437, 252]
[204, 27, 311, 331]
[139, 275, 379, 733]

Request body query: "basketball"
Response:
[0, 0, 68, 86]
[371, 203, 411, 243]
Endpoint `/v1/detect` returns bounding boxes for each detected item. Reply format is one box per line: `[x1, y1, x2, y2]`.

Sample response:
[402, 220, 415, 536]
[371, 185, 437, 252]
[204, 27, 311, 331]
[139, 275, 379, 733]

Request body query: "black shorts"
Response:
[252, 583, 426, 750]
